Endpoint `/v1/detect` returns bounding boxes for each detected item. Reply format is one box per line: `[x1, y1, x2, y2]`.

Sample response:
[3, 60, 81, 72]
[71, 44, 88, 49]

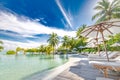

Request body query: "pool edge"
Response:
[26, 57, 81, 80]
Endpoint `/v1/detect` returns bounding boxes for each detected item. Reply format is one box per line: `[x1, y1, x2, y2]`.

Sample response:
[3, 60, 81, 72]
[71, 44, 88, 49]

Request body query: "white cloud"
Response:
[34, 18, 40, 22]
[0, 11, 76, 37]
[55, 0, 72, 29]
[0, 11, 76, 50]
[1, 39, 47, 51]
[85, 0, 99, 17]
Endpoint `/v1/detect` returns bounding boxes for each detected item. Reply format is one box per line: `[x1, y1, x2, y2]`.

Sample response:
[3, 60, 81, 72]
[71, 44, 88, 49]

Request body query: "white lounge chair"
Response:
[88, 51, 119, 61]
[88, 51, 111, 58]
[96, 77, 114, 80]
[89, 61, 120, 78]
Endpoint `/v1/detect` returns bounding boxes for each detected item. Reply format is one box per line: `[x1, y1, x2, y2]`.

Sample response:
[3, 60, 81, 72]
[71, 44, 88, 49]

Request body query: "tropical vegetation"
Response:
[0, 41, 4, 52]
[5, 0, 120, 55]
[61, 35, 70, 50]
[92, 0, 120, 23]
[47, 32, 59, 55]
[6, 50, 16, 55]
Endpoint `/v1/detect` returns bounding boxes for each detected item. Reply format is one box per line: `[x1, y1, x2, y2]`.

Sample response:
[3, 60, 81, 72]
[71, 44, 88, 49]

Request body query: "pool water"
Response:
[0, 54, 68, 80]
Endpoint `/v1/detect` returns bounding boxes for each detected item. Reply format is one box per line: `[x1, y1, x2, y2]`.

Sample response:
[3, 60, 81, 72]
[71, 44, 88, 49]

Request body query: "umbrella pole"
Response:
[101, 32, 109, 62]
[96, 38, 100, 56]
[97, 44, 100, 56]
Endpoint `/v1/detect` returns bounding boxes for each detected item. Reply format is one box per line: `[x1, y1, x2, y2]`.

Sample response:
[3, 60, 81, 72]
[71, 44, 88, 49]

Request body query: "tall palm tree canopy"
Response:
[62, 35, 70, 49]
[92, 0, 120, 23]
[47, 32, 59, 48]
[69, 37, 76, 49]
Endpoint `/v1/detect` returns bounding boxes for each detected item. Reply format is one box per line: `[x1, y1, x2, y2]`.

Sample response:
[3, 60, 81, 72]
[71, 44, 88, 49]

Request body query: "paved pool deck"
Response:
[53, 55, 120, 80]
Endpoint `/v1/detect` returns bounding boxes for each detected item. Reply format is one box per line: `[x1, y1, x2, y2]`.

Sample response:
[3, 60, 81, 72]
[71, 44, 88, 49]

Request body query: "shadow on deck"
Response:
[53, 55, 120, 80]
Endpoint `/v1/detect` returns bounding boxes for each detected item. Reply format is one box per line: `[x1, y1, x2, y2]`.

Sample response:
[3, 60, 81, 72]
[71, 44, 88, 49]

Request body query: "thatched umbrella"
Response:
[88, 38, 109, 56]
[81, 19, 120, 61]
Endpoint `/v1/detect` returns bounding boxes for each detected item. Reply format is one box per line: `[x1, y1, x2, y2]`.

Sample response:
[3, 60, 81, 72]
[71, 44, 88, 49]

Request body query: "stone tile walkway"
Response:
[53, 55, 120, 80]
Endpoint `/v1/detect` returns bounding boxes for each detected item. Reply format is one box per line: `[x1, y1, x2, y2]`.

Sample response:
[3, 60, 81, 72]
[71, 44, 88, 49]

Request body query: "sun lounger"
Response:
[88, 51, 119, 61]
[88, 51, 110, 58]
[89, 55, 120, 62]
[96, 77, 114, 80]
[89, 61, 120, 78]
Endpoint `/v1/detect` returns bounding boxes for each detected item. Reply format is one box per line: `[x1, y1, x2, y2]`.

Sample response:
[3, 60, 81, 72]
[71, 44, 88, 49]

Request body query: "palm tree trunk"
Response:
[16, 51, 18, 55]
[53, 46, 55, 58]
[23, 51, 26, 55]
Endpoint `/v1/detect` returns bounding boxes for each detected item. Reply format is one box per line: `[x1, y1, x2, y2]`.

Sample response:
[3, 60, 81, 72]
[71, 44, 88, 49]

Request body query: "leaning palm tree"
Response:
[47, 32, 59, 55]
[92, 0, 120, 23]
[76, 25, 87, 48]
[76, 24, 86, 38]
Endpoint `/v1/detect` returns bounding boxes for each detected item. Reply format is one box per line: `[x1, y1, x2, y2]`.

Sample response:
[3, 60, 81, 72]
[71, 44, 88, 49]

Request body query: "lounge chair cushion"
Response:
[108, 52, 118, 59]
[96, 77, 113, 80]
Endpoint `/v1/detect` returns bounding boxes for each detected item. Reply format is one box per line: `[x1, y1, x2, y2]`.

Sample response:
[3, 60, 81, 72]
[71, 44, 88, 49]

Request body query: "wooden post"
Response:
[101, 31, 109, 62]
[103, 68, 108, 78]
[95, 38, 100, 56]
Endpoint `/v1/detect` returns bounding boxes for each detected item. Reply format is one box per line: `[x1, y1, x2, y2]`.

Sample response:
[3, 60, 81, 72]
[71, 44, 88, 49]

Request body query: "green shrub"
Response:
[0, 46, 4, 52]
[6, 50, 16, 55]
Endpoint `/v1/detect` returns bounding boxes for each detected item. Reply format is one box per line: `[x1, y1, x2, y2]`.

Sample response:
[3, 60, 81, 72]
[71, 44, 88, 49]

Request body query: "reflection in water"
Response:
[59, 54, 68, 59]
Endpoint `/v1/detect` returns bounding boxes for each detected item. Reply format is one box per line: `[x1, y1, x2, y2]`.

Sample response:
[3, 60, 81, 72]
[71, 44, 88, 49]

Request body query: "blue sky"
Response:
[0, 0, 98, 50]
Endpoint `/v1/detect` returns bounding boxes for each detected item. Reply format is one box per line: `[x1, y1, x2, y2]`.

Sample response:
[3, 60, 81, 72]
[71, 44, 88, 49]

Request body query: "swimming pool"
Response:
[0, 54, 68, 80]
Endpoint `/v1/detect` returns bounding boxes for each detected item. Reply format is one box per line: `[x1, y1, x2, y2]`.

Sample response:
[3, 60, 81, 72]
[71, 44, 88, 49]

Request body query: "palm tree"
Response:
[0, 41, 4, 52]
[16, 47, 21, 55]
[69, 37, 76, 50]
[61, 35, 71, 54]
[39, 45, 46, 54]
[76, 25, 87, 49]
[62, 35, 70, 50]
[45, 45, 53, 55]
[114, 33, 120, 43]
[92, 0, 120, 23]
[108, 33, 120, 45]
[22, 48, 26, 55]
[47, 32, 59, 55]
[16, 47, 26, 55]
[76, 24, 86, 38]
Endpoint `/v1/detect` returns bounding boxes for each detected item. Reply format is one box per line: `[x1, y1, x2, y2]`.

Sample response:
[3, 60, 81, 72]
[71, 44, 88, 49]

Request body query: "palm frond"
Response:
[94, 5, 104, 10]
[112, 7, 120, 12]
[98, 0, 109, 9]
[96, 14, 107, 23]
[112, 13, 120, 18]
[76, 25, 86, 38]
[92, 11, 105, 20]
[93, 0, 120, 22]
[111, 0, 120, 9]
